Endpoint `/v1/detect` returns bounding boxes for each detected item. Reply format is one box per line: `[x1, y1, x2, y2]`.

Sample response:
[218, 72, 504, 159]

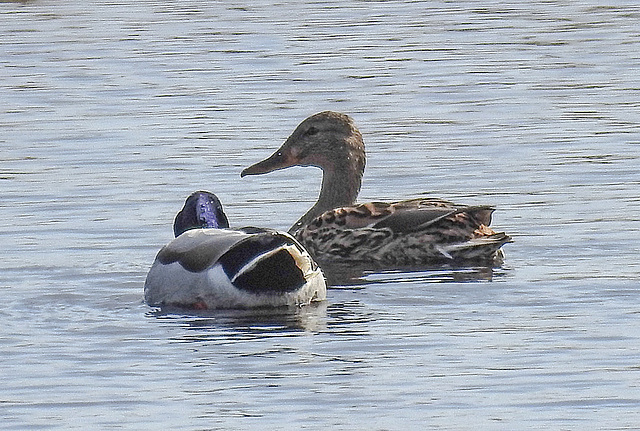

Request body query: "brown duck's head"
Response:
[241, 111, 366, 177]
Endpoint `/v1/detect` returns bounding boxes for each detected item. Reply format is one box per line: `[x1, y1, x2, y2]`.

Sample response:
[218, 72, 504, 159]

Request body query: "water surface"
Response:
[1, 1, 639, 429]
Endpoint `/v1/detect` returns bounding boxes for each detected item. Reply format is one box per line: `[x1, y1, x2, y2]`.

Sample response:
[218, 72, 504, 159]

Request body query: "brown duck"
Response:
[241, 111, 511, 266]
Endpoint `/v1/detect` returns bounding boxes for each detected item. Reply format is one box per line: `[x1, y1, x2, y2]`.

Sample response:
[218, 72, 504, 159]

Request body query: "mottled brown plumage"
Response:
[241, 111, 511, 266]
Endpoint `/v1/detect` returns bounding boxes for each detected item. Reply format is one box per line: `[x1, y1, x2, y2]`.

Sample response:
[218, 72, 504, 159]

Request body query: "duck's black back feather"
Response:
[217, 231, 306, 294]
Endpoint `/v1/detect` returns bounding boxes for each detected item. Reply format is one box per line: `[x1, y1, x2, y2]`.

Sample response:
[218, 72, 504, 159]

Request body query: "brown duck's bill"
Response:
[240, 150, 295, 177]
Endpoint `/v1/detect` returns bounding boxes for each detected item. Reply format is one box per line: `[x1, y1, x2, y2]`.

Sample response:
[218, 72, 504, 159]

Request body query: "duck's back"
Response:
[294, 198, 511, 266]
[145, 228, 326, 309]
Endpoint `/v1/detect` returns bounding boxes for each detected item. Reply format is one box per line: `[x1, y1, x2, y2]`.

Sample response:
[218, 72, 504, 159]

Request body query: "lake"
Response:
[1, 0, 639, 429]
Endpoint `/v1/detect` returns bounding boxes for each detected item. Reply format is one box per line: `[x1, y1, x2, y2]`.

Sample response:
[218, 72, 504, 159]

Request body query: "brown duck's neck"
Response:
[289, 163, 362, 234]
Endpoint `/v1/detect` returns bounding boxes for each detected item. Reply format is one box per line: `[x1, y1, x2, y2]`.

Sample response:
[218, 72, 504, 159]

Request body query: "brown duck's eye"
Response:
[305, 126, 319, 136]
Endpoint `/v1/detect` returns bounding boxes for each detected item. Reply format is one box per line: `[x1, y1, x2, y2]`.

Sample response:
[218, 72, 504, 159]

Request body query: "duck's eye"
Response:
[305, 126, 319, 136]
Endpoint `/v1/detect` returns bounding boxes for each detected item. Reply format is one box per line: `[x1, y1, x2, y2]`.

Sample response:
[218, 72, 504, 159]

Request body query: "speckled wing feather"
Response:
[372, 201, 495, 233]
[295, 198, 511, 265]
[301, 199, 493, 234]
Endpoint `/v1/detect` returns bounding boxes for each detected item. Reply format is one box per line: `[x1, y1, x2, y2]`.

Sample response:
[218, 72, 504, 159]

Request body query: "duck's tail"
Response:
[441, 232, 513, 263]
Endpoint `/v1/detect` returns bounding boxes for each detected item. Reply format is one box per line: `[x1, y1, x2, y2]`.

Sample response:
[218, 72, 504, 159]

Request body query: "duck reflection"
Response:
[147, 300, 328, 335]
[321, 261, 507, 287]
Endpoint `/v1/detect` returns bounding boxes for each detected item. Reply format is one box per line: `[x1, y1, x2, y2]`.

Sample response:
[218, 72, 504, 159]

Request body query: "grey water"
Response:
[1, 0, 639, 429]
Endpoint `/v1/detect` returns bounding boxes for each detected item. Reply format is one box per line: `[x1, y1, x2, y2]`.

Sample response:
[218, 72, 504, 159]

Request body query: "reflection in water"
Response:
[322, 261, 509, 286]
[146, 297, 377, 340]
[325, 300, 373, 337]
[147, 300, 328, 337]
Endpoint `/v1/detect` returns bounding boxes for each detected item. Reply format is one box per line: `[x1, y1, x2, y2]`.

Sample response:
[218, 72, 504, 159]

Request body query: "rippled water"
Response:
[1, 0, 639, 429]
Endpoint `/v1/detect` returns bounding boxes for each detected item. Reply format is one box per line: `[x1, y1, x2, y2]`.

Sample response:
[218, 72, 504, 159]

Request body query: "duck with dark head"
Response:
[144, 191, 326, 310]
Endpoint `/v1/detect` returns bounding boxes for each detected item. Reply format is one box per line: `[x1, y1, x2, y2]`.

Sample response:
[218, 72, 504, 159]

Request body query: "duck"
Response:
[144, 191, 326, 310]
[241, 111, 512, 266]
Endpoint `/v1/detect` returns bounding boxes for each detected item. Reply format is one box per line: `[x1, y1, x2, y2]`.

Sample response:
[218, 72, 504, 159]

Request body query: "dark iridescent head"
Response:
[173, 191, 230, 237]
